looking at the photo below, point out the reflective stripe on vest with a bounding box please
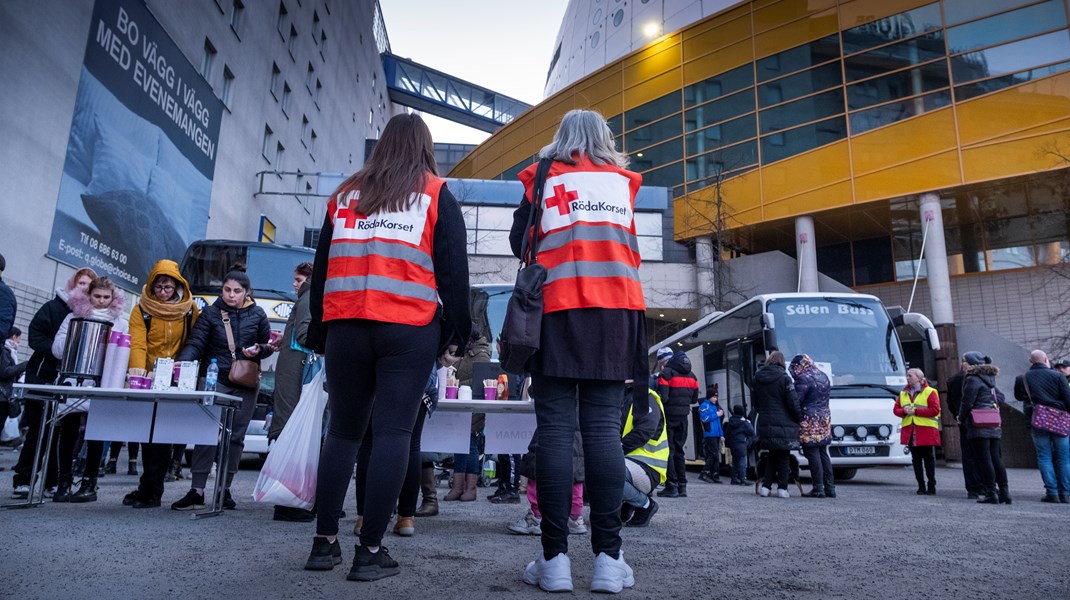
[899,386,939,430]
[323,175,442,325]
[623,390,669,485]
[519,157,645,313]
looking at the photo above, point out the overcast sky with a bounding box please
[378,0,571,145]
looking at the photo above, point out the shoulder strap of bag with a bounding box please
[1022,371,1034,403]
[139,306,151,333]
[220,310,237,359]
[520,158,554,266]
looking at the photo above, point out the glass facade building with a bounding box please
[450,0,1070,289]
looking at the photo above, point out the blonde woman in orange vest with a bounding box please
[304,114,471,582]
[894,368,942,495]
[509,109,649,594]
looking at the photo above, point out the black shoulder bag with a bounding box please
[499,158,553,374]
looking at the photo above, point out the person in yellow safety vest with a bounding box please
[620,385,668,527]
[893,368,942,495]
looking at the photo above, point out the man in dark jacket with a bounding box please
[946,361,982,498]
[0,253,16,340]
[656,350,698,498]
[1013,349,1070,503]
[752,351,801,498]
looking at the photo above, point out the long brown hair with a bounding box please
[334,113,438,215]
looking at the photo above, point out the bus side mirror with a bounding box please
[761,312,777,349]
[897,312,941,351]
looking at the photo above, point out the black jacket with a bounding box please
[724,415,755,453]
[945,371,965,420]
[657,352,699,418]
[176,298,272,389]
[959,364,1002,439]
[752,363,801,451]
[1,345,28,402]
[25,294,71,384]
[621,391,664,490]
[1014,363,1070,416]
[0,277,15,339]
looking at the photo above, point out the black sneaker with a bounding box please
[625,499,659,528]
[275,505,316,522]
[304,537,342,570]
[491,490,520,504]
[223,489,236,510]
[171,489,206,511]
[620,503,636,525]
[347,545,400,581]
[133,495,161,508]
[122,489,143,506]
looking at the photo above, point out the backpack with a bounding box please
[139,305,194,334]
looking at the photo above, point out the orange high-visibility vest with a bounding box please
[323,175,443,325]
[518,156,645,313]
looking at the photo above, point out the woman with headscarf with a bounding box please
[121,259,199,509]
[893,367,941,496]
[508,109,648,593]
[791,354,834,498]
[958,351,1010,505]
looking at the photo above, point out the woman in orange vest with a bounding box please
[509,109,648,594]
[304,114,471,581]
[894,367,942,495]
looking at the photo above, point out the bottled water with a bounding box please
[205,359,218,391]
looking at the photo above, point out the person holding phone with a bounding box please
[171,264,272,511]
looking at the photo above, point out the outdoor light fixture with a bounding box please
[854,425,868,440]
[877,425,892,438]
[832,425,846,438]
[643,21,661,37]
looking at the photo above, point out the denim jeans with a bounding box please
[530,375,624,559]
[622,460,649,508]
[730,447,748,482]
[1032,429,1070,497]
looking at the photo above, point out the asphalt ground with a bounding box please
[1,446,1068,600]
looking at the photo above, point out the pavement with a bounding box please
[1,445,1068,599]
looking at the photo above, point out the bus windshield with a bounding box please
[766,297,906,389]
[182,242,313,300]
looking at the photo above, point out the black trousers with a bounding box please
[972,437,1008,496]
[496,453,522,490]
[959,424,982,494]
[13,399,58,488]
[57,413,103,479]
[315,319,437,546]
[911,445,936,487]
[761,449,791,490]
[109,441,140,461]
[355,400,428,518]
[136,443,174,499]
[702,437,721,478]
[665,415,689,486]
[802,446,832,491]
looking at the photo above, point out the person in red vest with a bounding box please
[894,368,942,496]
[304,113,471,582]
[509,109,648,594]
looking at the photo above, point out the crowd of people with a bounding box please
[3,108,1070,596]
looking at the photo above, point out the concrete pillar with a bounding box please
[795,216,818,292]
[695,235,716,313]
[920,194,954,325]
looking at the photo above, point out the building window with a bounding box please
[312,10,322,40]
[368,109,374,125]
[320,31,328,58]
[309,129,318,157]
[221,65,235,105]
[230,0,245,36]
[275,142,285,169]
[306,62,315,92]
[282,82,292,116]
[262,125,274,161]
[270,62,282,100]
[277,2,289,39]
[301,115,310,147]
[314,79,322,104]
[201,38,217,82]
[288,25,298,57]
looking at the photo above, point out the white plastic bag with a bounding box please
[252,365,328,509]
[1,416,19,442]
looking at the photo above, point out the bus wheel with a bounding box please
[833,468,857,481]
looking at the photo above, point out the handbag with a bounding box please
[1023,373,1070,436]
[499,158,553,374]
[221,310,262,389]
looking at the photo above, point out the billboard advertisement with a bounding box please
[48,0,222,289]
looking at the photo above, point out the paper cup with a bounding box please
[445,386,459,399]
[484,386,497,400]
[128,376,151,389]
[458,386,473,401]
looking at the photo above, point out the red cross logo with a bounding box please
[544,184,578,216]
[337,202,367,228]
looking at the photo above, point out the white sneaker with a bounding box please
[777,488,790,499]
[507,509,542,535]
[568,515,588,535]
[591,551,635,594]
[523,553,573,592]
[759,486,771,497]
[11,485,29,499]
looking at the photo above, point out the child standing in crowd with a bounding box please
[508,431,587,536]
[724,405,755,486]
[698,385,724,483]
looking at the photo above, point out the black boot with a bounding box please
[926,481,936,495]
[803,486,825,498]
[53,476,74,503]
[677,483,687,498]
[823,473,836,498]
[656,483,679,498]
[998,485,1012,505]
[104,459,117,475]
[977,488,999,504]
[127,460,138,476]
[916,481,926,495]
[70,478,98,503]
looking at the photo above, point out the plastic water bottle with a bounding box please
[205,359,218,391]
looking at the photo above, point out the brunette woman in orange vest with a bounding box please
[509,109,649,594]
[304,113,471,582]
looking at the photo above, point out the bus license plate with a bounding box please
[844,446,876,455]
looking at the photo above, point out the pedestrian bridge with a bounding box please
[381,53,532,133]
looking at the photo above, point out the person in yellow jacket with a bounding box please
[122,259,199,508]
[620,385,668,528]
[893,368,941,495]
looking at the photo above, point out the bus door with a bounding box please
[684,347,705,461]
[724,339,753,417]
